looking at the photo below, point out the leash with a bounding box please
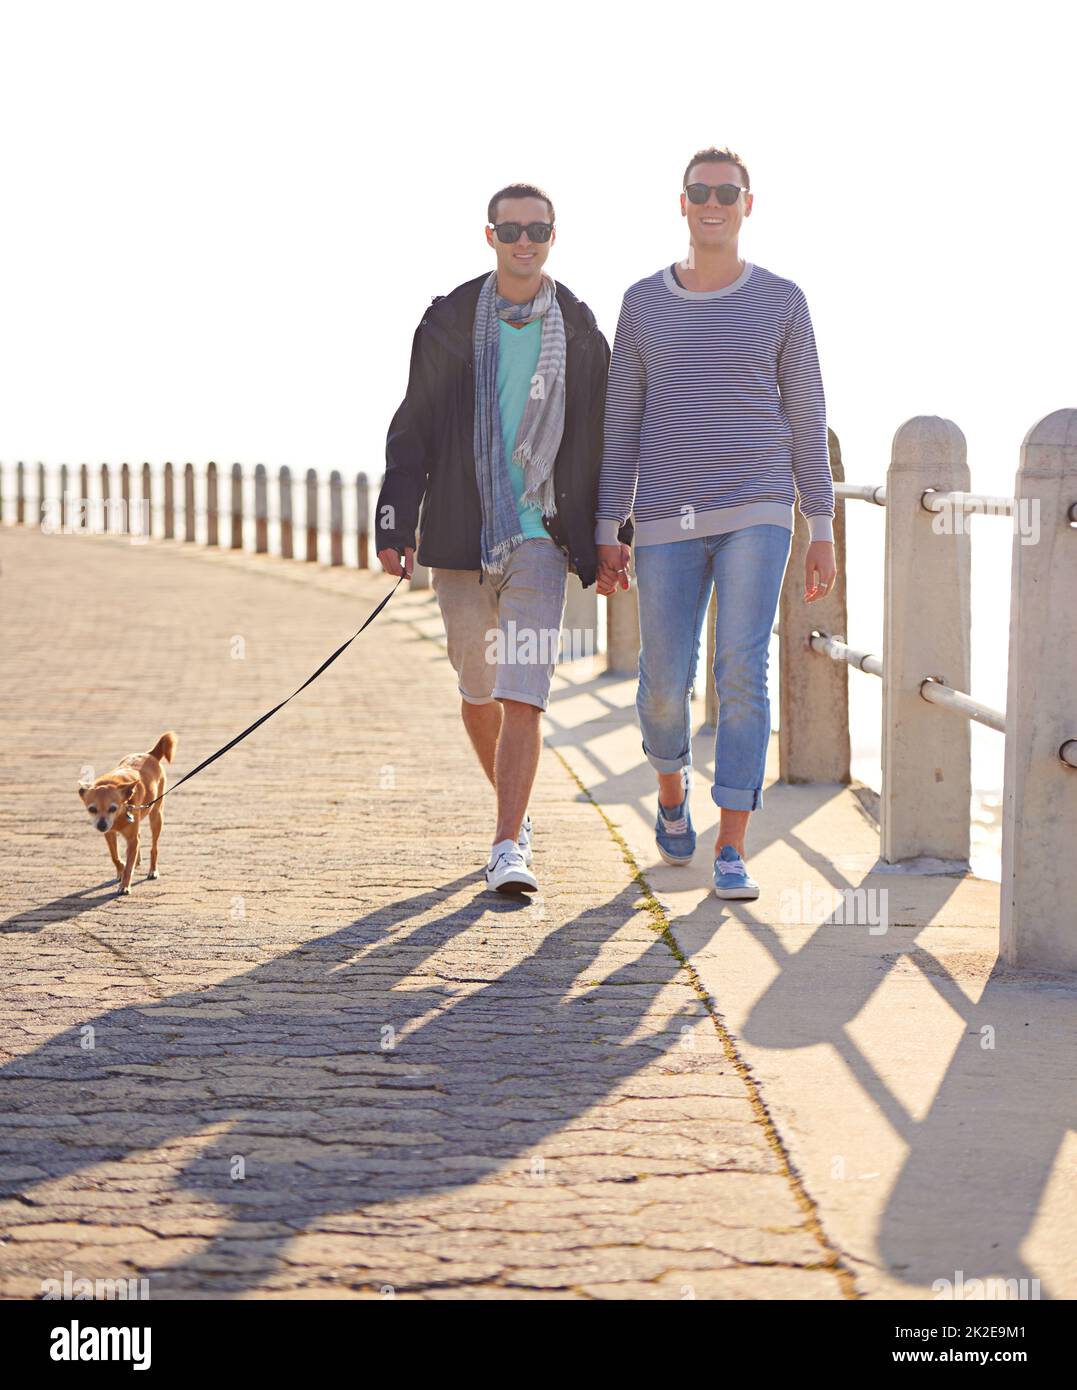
[131,574,406,812]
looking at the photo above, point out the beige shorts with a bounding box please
[432,538,570,711]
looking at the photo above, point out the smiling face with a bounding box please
[680,158,753,252]
[485,194,556,283]
[79,780,135,832]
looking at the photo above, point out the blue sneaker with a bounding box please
[655,774,696,866]
[713,844,760,900]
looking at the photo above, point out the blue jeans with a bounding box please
[633,525,793,812]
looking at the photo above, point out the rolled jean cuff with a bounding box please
[710,781,763,812]
[643,743,691,775]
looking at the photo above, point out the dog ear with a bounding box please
[77,782,91,799]
[121,781,140,801]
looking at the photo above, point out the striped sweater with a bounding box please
[595,261,835,547]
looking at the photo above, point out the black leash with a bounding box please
[132,574,406,812]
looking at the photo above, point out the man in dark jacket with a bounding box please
[377,182,625,894]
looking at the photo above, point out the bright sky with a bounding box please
[2,0,1071,873]
[2,0,1072,483]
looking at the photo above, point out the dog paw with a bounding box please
[118,884,131,896]
[148,869,159,880]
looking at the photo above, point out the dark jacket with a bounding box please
[376,273,632,588]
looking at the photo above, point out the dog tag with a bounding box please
[124,810,135,823]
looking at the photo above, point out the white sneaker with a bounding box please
[517,814,533,866]
[485,840,538,894]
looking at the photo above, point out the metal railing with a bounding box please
[606,413,1077,972]
[5,410,1077,970]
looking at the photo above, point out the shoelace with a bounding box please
[718,854,748,877]
[659,804,689,836]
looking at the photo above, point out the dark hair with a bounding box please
[487,183,555,226]
[682,146,750,192]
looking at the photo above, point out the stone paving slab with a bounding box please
[0,528,850,1299]
[548,646,1076,1302]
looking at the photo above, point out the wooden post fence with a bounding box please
[164,462,175,539]
[184,464,196,542]
[280,465,293,559]
[356,471,369,568]
[230,464,243,550]
[305,469,318,562]
[255,464,268,553]
[330,470,344,566]
[206,462,219,546]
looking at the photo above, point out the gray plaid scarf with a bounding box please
[473,270,567,573]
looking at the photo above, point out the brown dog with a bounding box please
[78,732,178,895]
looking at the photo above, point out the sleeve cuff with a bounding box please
[594,517,624,547]
[806,513,834,543]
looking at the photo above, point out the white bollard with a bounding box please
[777,427,850,781]
[560,574,598,663]
[605,583,640,676]
[410,530,431,590]
[881,417,971,865]
[1001,408,1077,971]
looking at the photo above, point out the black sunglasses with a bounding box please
[683,182,746,206]
[490,221,554,243]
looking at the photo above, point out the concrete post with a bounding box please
[254,465,268,553]
[164,463,175,540]
[329,470,344,566]
[140,462,152,539]
[120,463,131,534]
[1001,408,1077,971]
[778,427,850,781]
[606,584,640,676]
[881,417,971,864]
[305,469,319,562]
[100,464,111,533]
[206,462,219,547]
[38,463,47,529]
[410,544,431,590]
[184,464,196,543]
[561,575,598,662]
[230,464,244,550]
[16,461,25,524]
[60,464,69,531]
[279,466,293,559]
[356,472,369,569]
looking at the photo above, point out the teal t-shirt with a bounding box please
[497,318,548,540]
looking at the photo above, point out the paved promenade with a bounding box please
[1,526,1073,1300]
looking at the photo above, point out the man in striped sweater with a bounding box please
[595,146,838,900]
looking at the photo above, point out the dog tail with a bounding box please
[150,731,178,764]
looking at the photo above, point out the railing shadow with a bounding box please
[665,773,1072,1297]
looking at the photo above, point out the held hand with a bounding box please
[596,542,631,596]
[377,546,414,580]
[804,540,837,603]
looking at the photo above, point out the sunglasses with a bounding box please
[490,221,554,243]
[683,182,746,206]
